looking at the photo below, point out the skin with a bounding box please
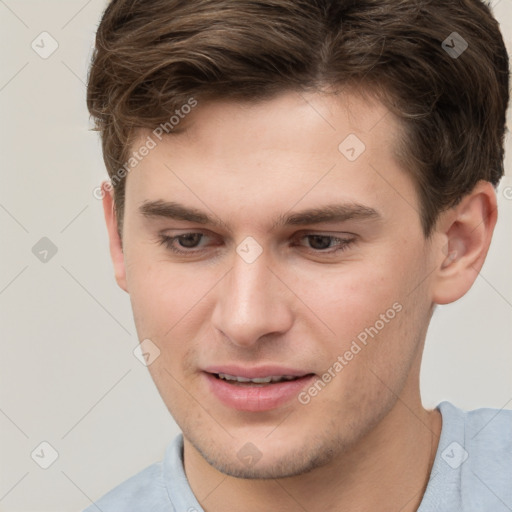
[102,90,497,511]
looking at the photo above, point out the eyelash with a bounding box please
[157,232,356,257]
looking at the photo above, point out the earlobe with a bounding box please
[431,181,497,305]
[101,181,128,293]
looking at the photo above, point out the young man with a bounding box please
[85,0,511,510]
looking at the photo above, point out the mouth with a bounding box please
[214,373,306,385]
[203,367,316,412]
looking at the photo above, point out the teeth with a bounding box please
[217,373,298,383]
[251,377,273,383]
[218,373,252,382]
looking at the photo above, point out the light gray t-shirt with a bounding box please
[84,401,512,511]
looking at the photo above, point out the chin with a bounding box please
[186,426,343,480]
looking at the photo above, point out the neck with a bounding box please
[184,391,442,512]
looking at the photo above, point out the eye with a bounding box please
[295,234,355,254]
[158,233,209,254]
[157,232,356,258]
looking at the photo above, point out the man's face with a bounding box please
[119,91,440,478]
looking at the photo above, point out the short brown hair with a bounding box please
[87,0,509,237]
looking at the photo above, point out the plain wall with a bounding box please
[1,1,511,510]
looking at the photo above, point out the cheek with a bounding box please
[297,261,405,345]
[303,250,428,378]
[125,249,213,338]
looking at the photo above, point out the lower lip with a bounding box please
[204,373,316,412]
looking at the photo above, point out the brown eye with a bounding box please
[158,232,209,255]
[294,234,356,256]
[177,233,203,248]
[307,235,335,250]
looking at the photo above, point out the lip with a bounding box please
[203,366,316,412]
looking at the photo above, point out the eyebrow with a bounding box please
[139,200,381,231]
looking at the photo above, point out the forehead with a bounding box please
[124,90,418,232]
[146,90,396,156]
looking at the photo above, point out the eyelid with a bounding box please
[157,231,357,257]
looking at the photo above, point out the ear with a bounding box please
[431,180,498,305]
[102,181,128,293]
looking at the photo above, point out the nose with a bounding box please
[211,248,294,348]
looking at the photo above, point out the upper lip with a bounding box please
[204,365,313,379]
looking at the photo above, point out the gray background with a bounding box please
[0,1,511,510]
